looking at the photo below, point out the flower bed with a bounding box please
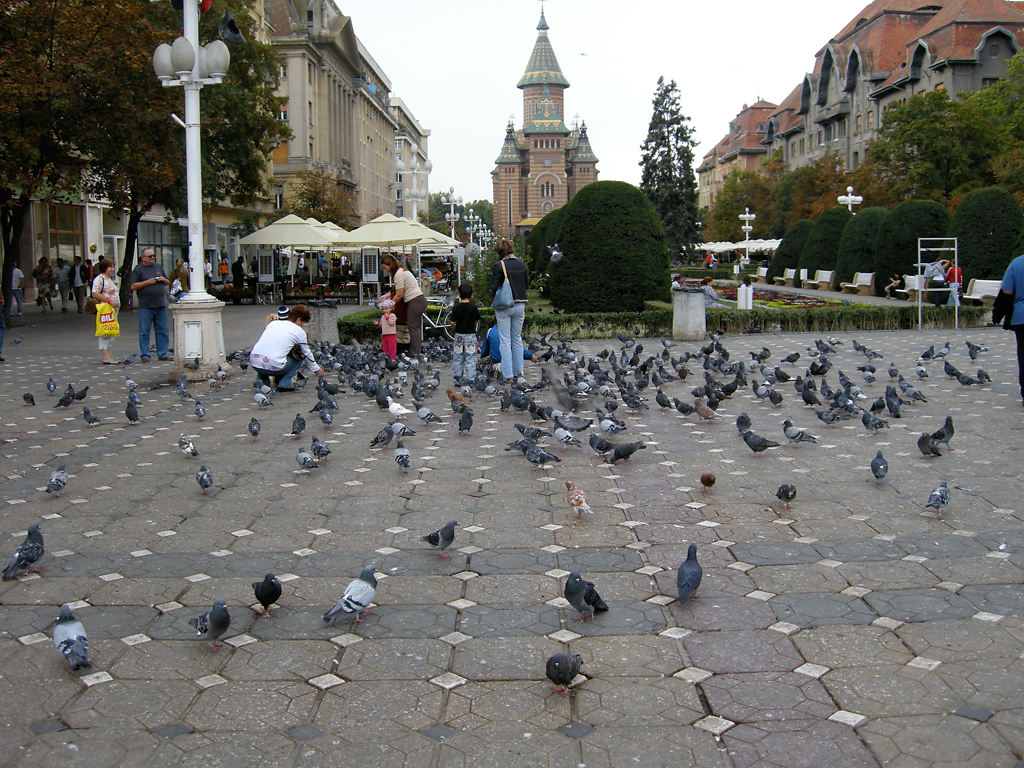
[714,285,847,309]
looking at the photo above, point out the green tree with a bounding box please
[767,220,814,284]
[834,207,888,285]
[526,207,565,276]
[797,206,851,275]
[463,199,493,231]
[873,200,951,294]
[867,91,998,203]
[282,167,359,229]
[639,77,699,257]
[704,170,772,242]
[549,181,669,311]
[949,187,1022,279]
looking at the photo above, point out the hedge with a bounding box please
[767,219,815,285]
[797,206,851,275]
[949,187,1022,279]
[834,206,887,285]
[873,200,951,295]
[336,304,986,343]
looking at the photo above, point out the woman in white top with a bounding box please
[382,254,427,355]
[248,304,325,391]
[91,258,120,364]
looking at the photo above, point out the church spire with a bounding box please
[517,8,569,89]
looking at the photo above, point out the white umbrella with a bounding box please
[238,214,338,247]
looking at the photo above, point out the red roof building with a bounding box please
[697,100,778,210]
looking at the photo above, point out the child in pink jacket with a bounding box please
[378,297,397,359]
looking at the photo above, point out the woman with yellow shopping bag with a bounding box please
[91,258,120,364]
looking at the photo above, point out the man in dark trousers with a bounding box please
[232,255,245,289]
[129,248,171,362]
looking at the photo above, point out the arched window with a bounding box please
[845,49,860,92]
[817,49,834,106]
[909,44,927,80]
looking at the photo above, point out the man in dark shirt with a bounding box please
[129,248,171,362]
[232,256,245,289]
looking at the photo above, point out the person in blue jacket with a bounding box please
[480,324,536,367]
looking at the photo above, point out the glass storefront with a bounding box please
[138,220,187,276]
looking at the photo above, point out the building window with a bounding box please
[852,151,859,170]
[868,110,874,128]
[137,219,186,274]
[934,82,945,91]
[47,204,85,263]
[395,189,402,200]
[855,114,862,134]
[395,173,403,183]
[396,205,404,217]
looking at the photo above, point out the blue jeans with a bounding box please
[495,302,526,380]
[137,306,169,359]
[254,356,303,388]
[451,332,478,381]
[11,289,23,314]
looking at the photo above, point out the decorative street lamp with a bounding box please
[152,0,230,376]
[738,207,756,266]
[837,186,863,214]
[442,187,462,240]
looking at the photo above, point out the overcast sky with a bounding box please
[342,0,860,203]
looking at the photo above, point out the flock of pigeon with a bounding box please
[7,328,992,694]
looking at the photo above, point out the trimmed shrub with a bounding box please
[950,187,1023,279]
[873,200,951,295]
[527,206,565,277]
[767,219,814,284]
[834,206,887,285]
[797,206,852,275]
[549,181,670,311]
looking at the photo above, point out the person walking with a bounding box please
[11,261,24,316]
[72,256,87,312]
[489,238,529,384]
[54,257,73,313]
[128,248,171,362]
[248,305,325,390]
[450,282,481,383]
[994,253,1024,407]
[91,258,120,365]
[232,256,245,289]
[945,260,963,307]
[381,253,427,355]
[33,257,54,312]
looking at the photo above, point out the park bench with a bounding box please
[773,268,796,287]
[961,278,1003,307]
[840,272,875,295]
[895,275,927,301]
[804,269,835,291]
[753,266,769,283]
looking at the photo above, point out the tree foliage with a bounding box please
[767,220,814,284]
[949,187,1022,279]
[549,181,669,312]
[282,167,359,229]
[704,171,772,242]
[526,206,565,276]
[872,200,951,293]
[834,206,888,285]
[797,206,851,275]
[639,77,699,256]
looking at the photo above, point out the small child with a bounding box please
[449,282,481,383]
[378,297,397,359]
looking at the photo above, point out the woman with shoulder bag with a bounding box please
[381,253,427,355]
[91,259,120,364]
[489,238,529,384]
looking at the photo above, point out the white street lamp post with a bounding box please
[837,185,863,214]
[152,0,229,376]
[738,207,756,266]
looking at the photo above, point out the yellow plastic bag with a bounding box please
[95,303,119,337]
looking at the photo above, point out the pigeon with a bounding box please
[930,415,954,451]
[610,441,645,464]
[178,433,199,457]
[915,363,929,379]
[588,432,614,457]
[925,480,950,514]
[414,401,442,423]
[195,465,213,495]
[917,432,942,459]
[47,377,57,393]
[553,427,582,450]
[3,524,44,580]
[189,599,230,650]
[82,406,100,426]
[700,472,715,495]
[676,543,703,602]
[254,392,273,407]
[125,401,140,424]
[861,410,889,433]
[515,423,551,441]
[52,605,91,671]
[388,398,413,417]
[72,385,89,401]
[55,392,73,409]
[599,415,626,434]
[525,444,561,468]
[776,483,796,510]
[391,421,416,437]
[782,419,817,445]
[323,566,378,624]
[422,520,458,558]
[870,450,888,482]
[546,653,583,696]
[742,429,779,455]
[565,480,592,519]
[736,412,752,435]
[694,400,717,421]
[370,424,395,448]
[966,341,987,360]
[884,386,903,418]
[252,574,282,618]
[291,413,306,439]
[296,449,319,469]
[193,400,206,419]
[564,571,609,621]
[46,464,68,496]
[22,392,34,406]
[458,410,473,435]
[393,440,411,472]
[248,417,261,440]
[311,435,331,461]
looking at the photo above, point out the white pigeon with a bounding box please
[178,433,199,457]
[322,566,377,624]
[387,397,412,417]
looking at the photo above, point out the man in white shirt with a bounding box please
[11,262,24,316]
[54,258,73,313]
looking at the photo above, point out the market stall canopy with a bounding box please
[238,214,339,247]
[697,239,781,253]
[334,213,431,247]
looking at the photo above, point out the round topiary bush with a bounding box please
[549,181,670,312]
[873,200,951,295]
[767,220,814,284]
[797,206,851,276]
[527,206,565,277]
[834,207,887,285]
[950,187,1022,279]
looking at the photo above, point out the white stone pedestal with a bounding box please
[168,298,227,382]
[672,287,706,341]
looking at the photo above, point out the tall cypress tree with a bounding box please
[639,77,699,258]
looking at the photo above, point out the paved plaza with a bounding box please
[0,305,1023,767]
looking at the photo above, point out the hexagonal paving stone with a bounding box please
[555,547,645,573]
[457,604,561,638]
[811,537,905,563]
[702,671,836,722]
[894,534,988,560]
[859,713,1016,767]
[469,549,556,575]
[864,589,977,624]
[574,676,704,728]
[769,593,877,628]
[728,541,821,566]
[724,718,878,768]
[683,630,804,674]
[960,584,1024,617]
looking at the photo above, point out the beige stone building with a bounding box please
[391,97,431,222]
[697,100,777,210]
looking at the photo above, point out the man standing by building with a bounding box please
[54,257,73,313]
[129,248,171,362]
[72,255,87,312]
[11,261,24,316]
